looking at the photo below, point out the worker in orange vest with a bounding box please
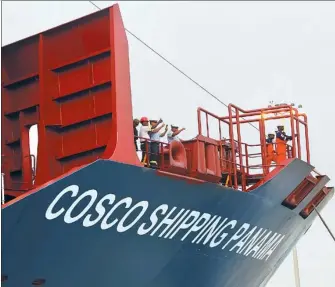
[275,125,292,163]
[265,133,277,172]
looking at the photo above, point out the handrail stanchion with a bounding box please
[197,108,202,135]
[245,144,249,176]
[146,139,149,167]
[218,118,222,141]
[304,115,310,164]
[218,119,223,170]
[235,108,245,190]
[206,113,209,138]
[290,107,296,158]
[294,109,301,159]
[228,105,237,189]
[259,116,267,176]
[160,143,164,171]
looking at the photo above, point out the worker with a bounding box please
[139,117,151,165]
[148,118,166,168]
[222,137,239,154]
[133,119,140,151]
[221,137,239,170]
[167,125,185,143]
[275,125,292,163]
[265,133,277,172]
[266,134,274,143]
[220,137,230,170]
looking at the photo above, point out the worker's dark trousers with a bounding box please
[140,142,150,164]
[150,142,159,168]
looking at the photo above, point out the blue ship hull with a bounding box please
[1,158,333,287]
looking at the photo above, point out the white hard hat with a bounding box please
[150,116,162,122]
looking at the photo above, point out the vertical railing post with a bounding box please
[290,107,296,158]
[160,143,164,171]
[197,108,202,136]
[146,140,149,167]
[218,118,223,169]
[294,110,301,159]
[235,108,245,190]
[245,144,249,176]
[206,113,209,138]
[218,118,222,141]
[304,115,310,164]
[228,105,237,189]
[259,115,267,176]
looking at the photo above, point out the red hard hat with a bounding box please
[140,117,148,122]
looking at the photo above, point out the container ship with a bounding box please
[1,4,333,287]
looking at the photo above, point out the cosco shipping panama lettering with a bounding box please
[45,185,285,262]
[1,4,333,287]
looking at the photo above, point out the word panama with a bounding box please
[45,185,285,262]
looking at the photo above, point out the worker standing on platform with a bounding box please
[139,117,150,165]
[265,133,277,172]
[275,125,292,163]
[148,118,166,168]
[133,119,140,151]
[220,137,239,171]
[167,125,185,143]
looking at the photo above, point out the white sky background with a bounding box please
[2,1,335,286]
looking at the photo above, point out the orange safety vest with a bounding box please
[266,142,277,168]
[275,137,287,163]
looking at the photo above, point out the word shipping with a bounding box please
[45,185,285,262]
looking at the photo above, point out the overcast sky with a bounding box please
[2,1,335,286]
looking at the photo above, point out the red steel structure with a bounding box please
[1,6,141,199]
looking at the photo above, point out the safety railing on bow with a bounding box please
[223,104,310,163]
[134,104,309,191]
[197,103,309,190]
[135,136,193,177]
[135,136,175,169]
[218,140,293,189]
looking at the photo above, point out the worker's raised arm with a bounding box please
[160,125,168,137]
[171,127,185,137]
[151,123,164,134]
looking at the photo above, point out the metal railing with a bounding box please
[135,134,285,191]
[135,136,170,169]
[217,140,287,190]
[135,134,291,191]
[198,106,303,190]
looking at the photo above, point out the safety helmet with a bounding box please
[140,117,149,122]
[171,124,178,129]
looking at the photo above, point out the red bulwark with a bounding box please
[1,5,141,197]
